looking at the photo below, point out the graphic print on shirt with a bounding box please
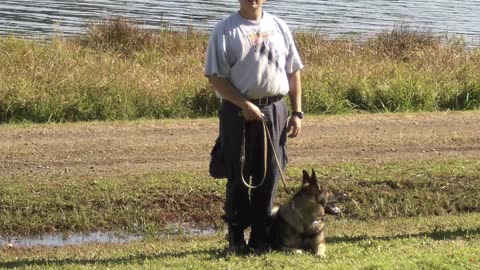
[248,30,281,70]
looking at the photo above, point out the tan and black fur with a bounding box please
[269,169,345,257]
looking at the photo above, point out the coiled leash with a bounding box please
[240,117,290,195]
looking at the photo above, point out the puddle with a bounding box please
[162,223,218,236]
[1,232,143,248]
[1,224,217,248]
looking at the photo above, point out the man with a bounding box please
[204,0,304,253]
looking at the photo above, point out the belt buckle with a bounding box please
[258,97,268,106]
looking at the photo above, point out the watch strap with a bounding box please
[292,111,304,119]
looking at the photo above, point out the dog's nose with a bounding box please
[325,204,342,216]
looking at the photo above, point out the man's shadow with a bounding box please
[0,247,231,269]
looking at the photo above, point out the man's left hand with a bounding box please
[287,116,302,138]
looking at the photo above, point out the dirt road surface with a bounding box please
[1,112,480,178]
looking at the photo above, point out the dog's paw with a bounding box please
[294,249,303,255]
[314,244,327,258]
[315,250,327,258]
[279,246,303,255]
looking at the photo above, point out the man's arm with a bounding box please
[287,70,302,138]
[206,75,264,121]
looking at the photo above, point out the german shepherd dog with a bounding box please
[269,169,346,257]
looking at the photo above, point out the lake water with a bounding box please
[0,0,480,44]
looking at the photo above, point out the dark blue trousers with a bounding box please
[219,99,288,229]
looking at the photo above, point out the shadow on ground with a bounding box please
[1,227,479,268]
[328,226,480,243]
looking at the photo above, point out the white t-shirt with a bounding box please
[204,11,304,99]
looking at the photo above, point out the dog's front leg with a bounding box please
[305,234,327,258]
[314,243,327,258]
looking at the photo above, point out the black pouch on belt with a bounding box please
[209,137,227,179]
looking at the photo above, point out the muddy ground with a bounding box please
[1,111,480,178]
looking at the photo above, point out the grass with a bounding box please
[1,18,479,269]
[1,18,480,123]
[297,26,480,113]
[0,124,479,270]
[1,159,479,237]
[1,213,479,269]
[0,17,212,123]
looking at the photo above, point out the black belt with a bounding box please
[249,95,284,107]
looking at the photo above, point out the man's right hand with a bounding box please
[241,101,264,121]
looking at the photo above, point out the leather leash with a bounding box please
[240,118,290,195]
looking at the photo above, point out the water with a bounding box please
[0,0,479,44]
[1,232,143,248]
[0,224,216,247]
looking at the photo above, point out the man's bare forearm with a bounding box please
[287,70,302,112]
[206,75,250,110]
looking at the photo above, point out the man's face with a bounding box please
[239,0,265,11]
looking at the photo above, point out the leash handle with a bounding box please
[240,118,267,189]
[263,119,290,195]
[239,118,290,194]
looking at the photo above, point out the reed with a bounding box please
[0,17,479,122]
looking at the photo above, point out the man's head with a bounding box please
[239,0,266,20]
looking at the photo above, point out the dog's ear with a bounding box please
[302,170,310,186]
[309,168,319,187]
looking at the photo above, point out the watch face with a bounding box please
[293,112,304,119]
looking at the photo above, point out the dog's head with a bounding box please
[301,169,347,216]
[301,169,329,206]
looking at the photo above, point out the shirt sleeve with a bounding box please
[283,25,304,74]
[204,23,231,78]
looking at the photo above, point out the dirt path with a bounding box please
[1,112,480,178]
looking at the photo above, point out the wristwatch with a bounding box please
[292,111,304,119]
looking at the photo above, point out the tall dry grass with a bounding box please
[0,17,214,122]
[0,18,479,122]
[297,25,480,113]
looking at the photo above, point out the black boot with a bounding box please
[248,223,270,253]
[226,224,248,254]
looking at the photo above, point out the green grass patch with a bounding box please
[1,159,479,236]
[1,213,479,269]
